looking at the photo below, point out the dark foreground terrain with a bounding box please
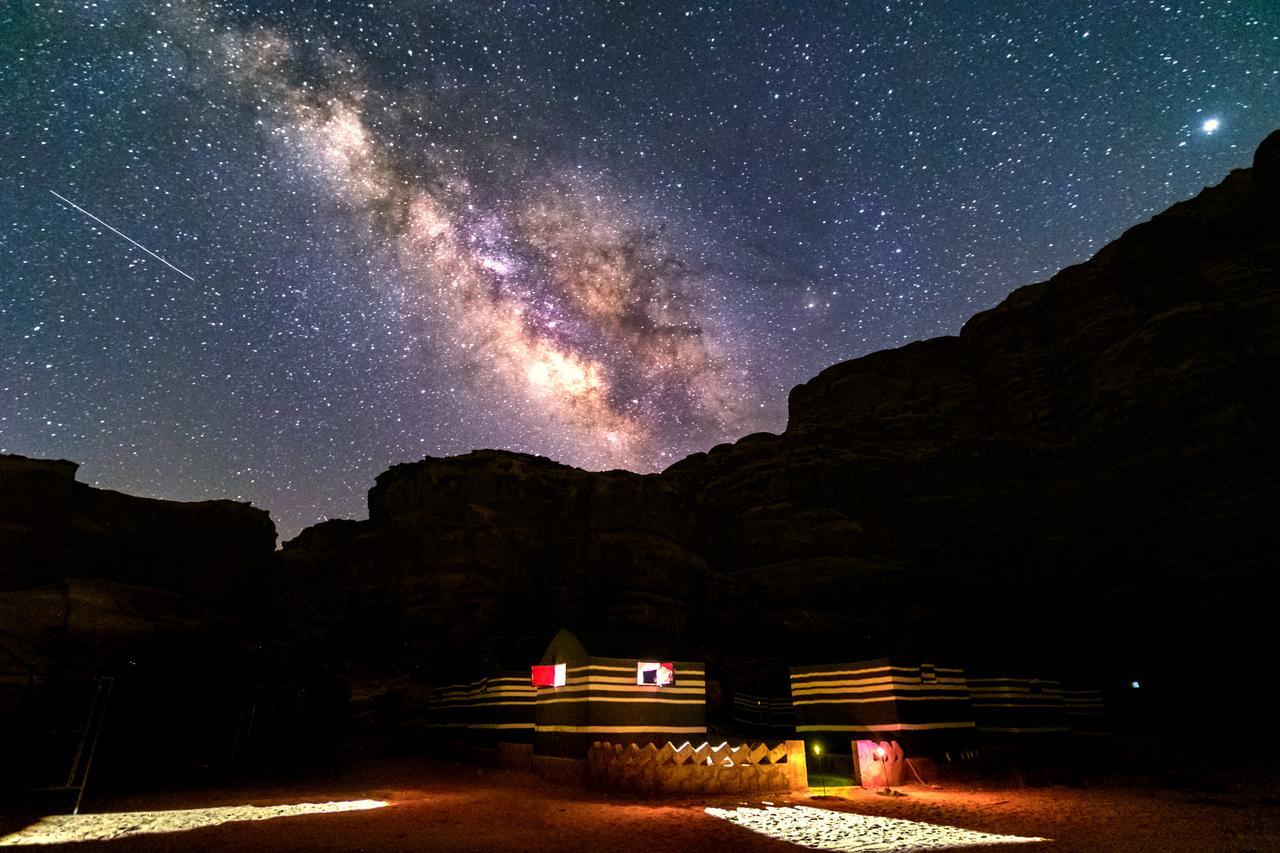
[3,758,1278,851]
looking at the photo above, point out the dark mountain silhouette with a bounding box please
[3,130,1278,747]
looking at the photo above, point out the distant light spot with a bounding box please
[1201,118,1221,134]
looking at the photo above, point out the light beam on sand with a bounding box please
[0,799,388,846]
[705,805,1048,852]
[49,190,196,281]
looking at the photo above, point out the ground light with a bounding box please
[812,742,826,796]
[0,800,389,847]
[873,745,895,797]
[706,805,1049,852]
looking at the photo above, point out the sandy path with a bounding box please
[3,758,1277,851]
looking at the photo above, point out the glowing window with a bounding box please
[637,662,675,686]
[531,663,566,688]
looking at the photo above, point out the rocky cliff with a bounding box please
[3,132,1278,729]
[0,454,277,674]
[0,455,275,600]
[275,131,1280,701]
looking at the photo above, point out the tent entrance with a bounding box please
[804,739,856,790]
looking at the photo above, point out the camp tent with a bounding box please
[730,691,795,736]
[424,672,535,745]
[790,658,975,787]
[1062,686,1108,738]
[467,672,536,744]
[532,628,706,758]
[967,674,1070,736]
[425,681,473,736]
[789,658,974,743]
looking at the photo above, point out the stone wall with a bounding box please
[586,740,807,794]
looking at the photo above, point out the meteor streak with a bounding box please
[49,190,195,281]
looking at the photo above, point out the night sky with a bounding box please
[2,1,1276,540]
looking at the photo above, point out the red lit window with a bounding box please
[637,662,675,686]
[531,663,566,688]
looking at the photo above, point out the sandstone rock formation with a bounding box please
[276,130,1280,712]
[3,132,1278,739]
[0,455,276,608]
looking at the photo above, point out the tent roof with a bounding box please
[539,628,589,665]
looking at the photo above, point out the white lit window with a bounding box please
[637,661,675,686]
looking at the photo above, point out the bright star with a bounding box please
[1201,118,1221,134]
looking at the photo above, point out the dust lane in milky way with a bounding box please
[195,11,755,471]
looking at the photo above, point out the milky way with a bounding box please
[2,1,1276,538]
[200,10,752,468]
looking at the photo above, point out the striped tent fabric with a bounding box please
[425,681,474,734]
[789,659,975,751]
[534,657,706,758]
[1062,687,1108,737]
[467,672,536,744]
[731,692,795,735]
[968,675,1070,736]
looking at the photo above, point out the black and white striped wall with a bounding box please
[789,658,976,753]
[468,672,536,744]
[730,692,795,735]
[967,675,1070,736]
[533,657,706,758]
[425,672,535,744]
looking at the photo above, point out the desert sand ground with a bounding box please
[3,758,1278,851]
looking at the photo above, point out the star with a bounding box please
[3,0,1276,538]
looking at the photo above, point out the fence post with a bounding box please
[785,740,807,789]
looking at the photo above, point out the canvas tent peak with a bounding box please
[539,628,590,666]
[531,628,707,758]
